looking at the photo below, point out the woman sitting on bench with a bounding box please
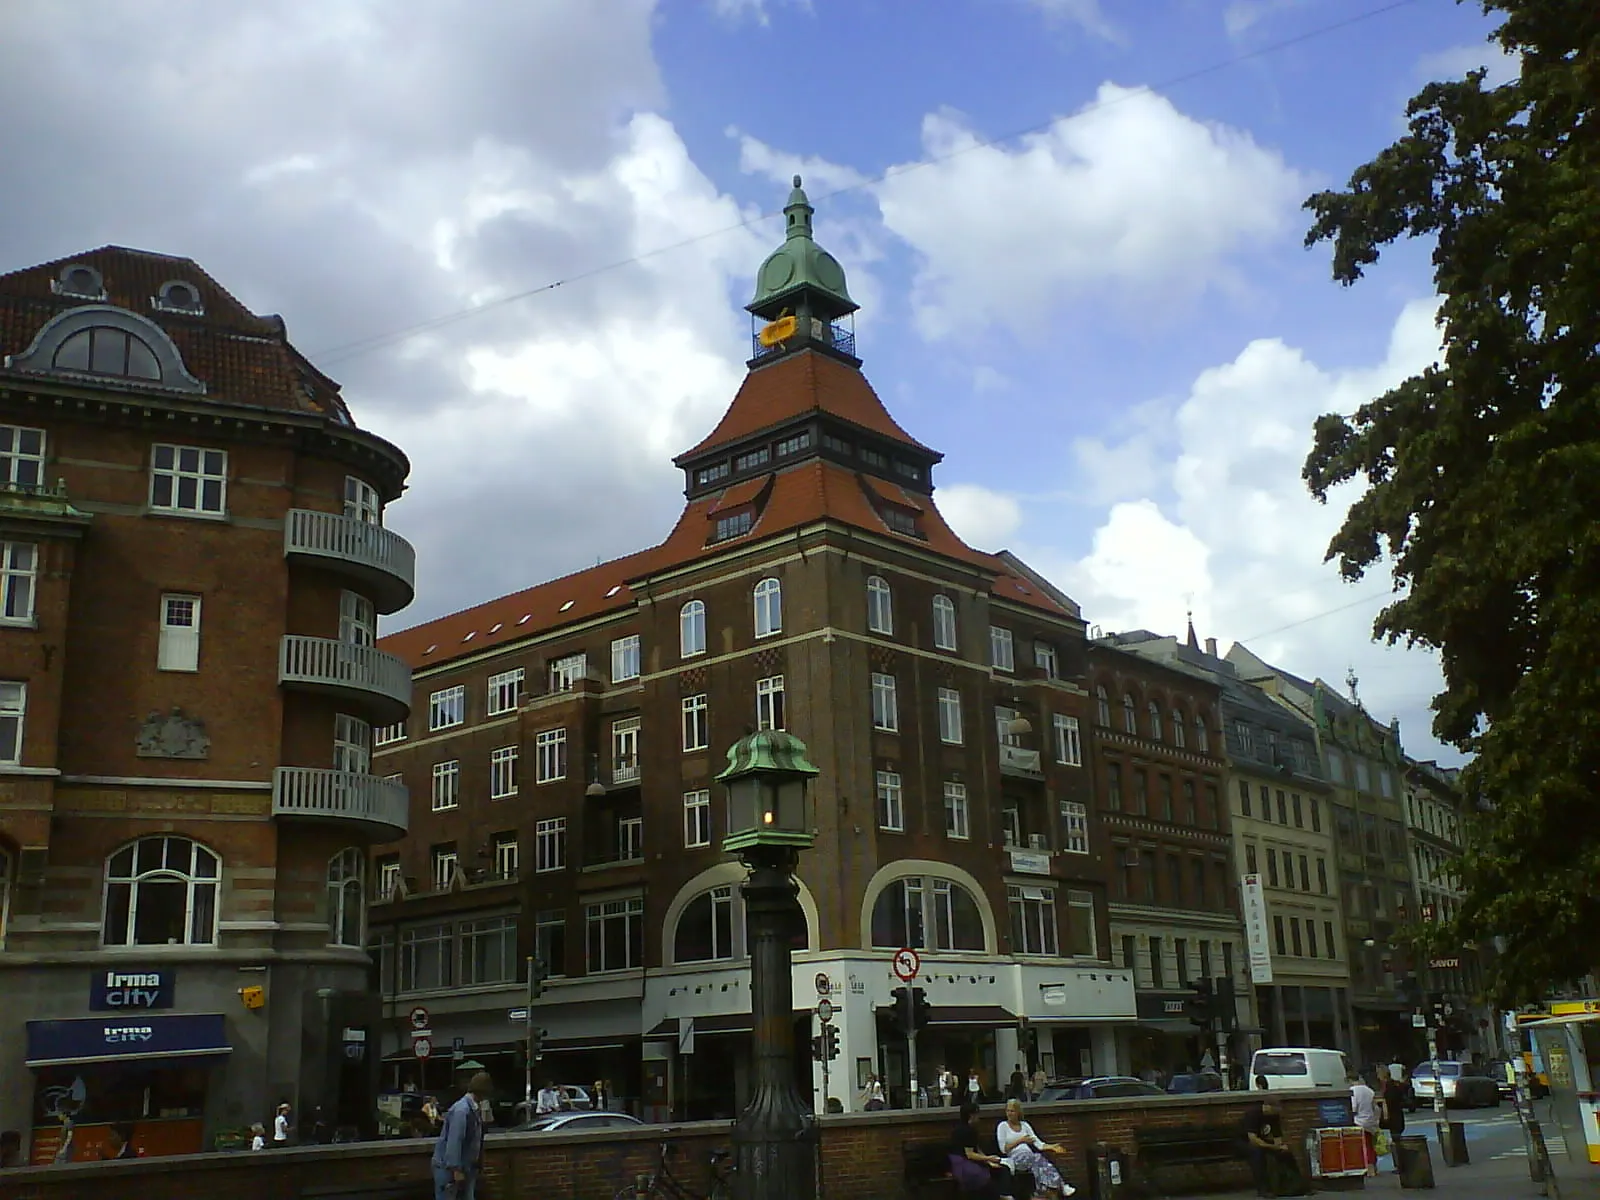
[996,1100,1075,1199]
[950,1100,1029,1200]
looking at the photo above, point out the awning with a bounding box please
[1134,1019,1202,1036]
[873,1004,1018,1029]
[26,1013,231,1068]
[645,1011,813,1040]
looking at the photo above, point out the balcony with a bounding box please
[273,766,408,842]
[998,743,1044,779]
[279,635,412,724]
[612,759,640,787]
[284,508,416,614]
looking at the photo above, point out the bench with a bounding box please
[903,1141,1035,1200]
[299,1182,430,1200]
[1133,1126,1244,1195]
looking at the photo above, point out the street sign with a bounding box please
[409,1006,430,1031]
[413,1035,433,1059]
[1412,1014,1427,1028]
[452,1036,465,1060]
[814,972,831,996]
[817,999,834,1023]
[508,1008,530,1022]
[893,947,921,982]
[679,1017,695,1056]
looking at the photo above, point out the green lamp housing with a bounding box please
[717,730,821,854]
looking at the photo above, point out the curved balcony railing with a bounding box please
[279,635,412,724]
[273,767,409,842]
[284,509,416,614]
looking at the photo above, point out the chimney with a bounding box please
[1205,637,1218,657]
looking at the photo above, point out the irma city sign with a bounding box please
[90,969,175,1010]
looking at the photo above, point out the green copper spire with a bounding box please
[748,175,857,321]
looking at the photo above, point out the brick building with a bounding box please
[368,180,1136,1120]
[0,249,414,1161]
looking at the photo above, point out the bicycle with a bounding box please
[615,1139,736,1200]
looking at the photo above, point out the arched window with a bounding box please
[931,594,957,651]
[103,836,219,946]
[327,849,364,947]
[674,885,735,963]
[1172,709,1186,748]
[1122,693,1137,734]
[753,577,782,638]
[1194,715,1209,752]
[870,877,985,952]
[866,575,893,635]
[1147,702,1162,741]
[1095,686,1111,727]
[52,327,162,381]
[680,600,706,658]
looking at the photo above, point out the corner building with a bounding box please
[370,181,1135,1119]
[0,249,414,1160]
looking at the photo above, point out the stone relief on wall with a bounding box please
[135,707,211,759]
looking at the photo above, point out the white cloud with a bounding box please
[1018,0,1122,44]
[1415,41,1521,88]
[709,0,812,26]
[937,483,1024,549]
[732,129,868,195]
[1222,0,1308,40]
[874,87,1308,338]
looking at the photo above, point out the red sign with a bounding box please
[409,1006,430,1031]
[412,1035,432,1060]
[893,947,921,982]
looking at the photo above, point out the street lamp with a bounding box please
[718,730,821,1200]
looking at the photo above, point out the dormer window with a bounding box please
[52,263,105,300]
[153,280,205,315]
[696,462,730,487]
[734,447,771,472]
[54,326,161,381]
[881,506,919,537]
[893,460,922,483]
[776,432,811,456]
[713,510,754,543]
[859,446,888,470]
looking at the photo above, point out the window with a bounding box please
[157,593,201,671]
[1306,920,1318,959]
[429,686,465,731]
[937,687,963,744]
[490,746,518,799]
[1106,763,1122,811]
[682,694,709,751]
[344,476,381,524]
[1292,793,1304,827]
[1267,848,1279,887]
[1062,889,1095,957]
[734,447,771,472]
[1299,855,1311,892]
[461,915,518,985]
[585,896,644,972]
[1009,885,1058,956]
[0,543,36,623]
[619,816,643,860]
[756,675,785,731]
[680,601,706,657]
[684,789,712,847]
[611,635,641,683]
[989,626,1014,671]
[1222,941,1235,981]
[376,857,400,900]
[1239,780,1252,817]
[754,577,782,637]
[1175,937,1190,985]
[401,923,453,991]
[1204,783,1220,829]
[1167,855,1185,906]
[696,461,730,486]
[1121,934,1137,972]
[872,877,984,951]
[877,770,904,831]
[535,729,567,783]
[149,444,226,515]
[866,575,893,634]
[932,594,957,651]
[1095,686,1111,727]
[103,836,219,946]
[536,818,567,872]
[493,832,518,878]
[0,426,46,488]
[55,325,160,378]
[1148,702,1162,741]
[1131,770,1148,815]
[776,431,811,456]
[487,668,524,716]
[944,782,969,839]
[1290,918,1303,957]
[1148,935,1165,987]
[333,714,371,775]
[871,672,899,731]
[1122,694,1137,734]
[1199,940,1212,979]
[431,761,459,811]
[860,446,887,469]
[1355,759,1371,792]
[714,511,754,542]
[1053,714,1081,766]
[1273,915,1287,956]
[1061,801,1089,854]
[1034,643,1058,679]
[326,849,364,947]
[1158,775,1174,821]
[996,704,1022,747]
[536,909,567,977]
[1258,785,1272,822]
[1182,779,1197,823]
[612,716,640,783]
[1002,805,1021,847]
[1172,710,1186,748]
[1328,751,1345,783]
[1277,791,1288,824]
[1194,715,1209,752]
[339,589,375,647]
[1324,921,1338,958]
[549,653,586,692]
[1192,858,1208,908]
[675,886,735,962]
[1317,858,1329,893]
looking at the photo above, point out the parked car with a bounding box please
[1249,1048,1350,1090]
[1485,1059,1518,1100]
[496,1110,643,1136]
[1167,1071,1225,1094]
[1410,1061,1500,1108]
[1036,1076,1166,1101]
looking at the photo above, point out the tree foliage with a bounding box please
[1302,0,1600,1004]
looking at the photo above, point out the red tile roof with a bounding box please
[706,475,772,516]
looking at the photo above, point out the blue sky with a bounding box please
[0,0,1514,764]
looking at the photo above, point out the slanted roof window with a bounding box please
[153,280,205,315]
[53,327,161,381]
[881,505,919,538]
[52,263,105,300]
[712,510,754,543]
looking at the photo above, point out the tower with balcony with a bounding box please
[0,248,413,1160]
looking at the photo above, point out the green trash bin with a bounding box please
[1395,1134,1435,1189]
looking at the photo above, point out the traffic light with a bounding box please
[532,1027,546,1062]
[529,957,549,1000]
[823,1024,840,1061]
[810,1035,824,1062]
[1213,976,1237,1034]
[911,987,933,1033]
[1186,978,1214,1032]
[891,987,912,1036]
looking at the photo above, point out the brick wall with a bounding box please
[0,1090,1330,1200]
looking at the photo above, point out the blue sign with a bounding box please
[89,968,175,1010]
[1317,1096,1355,1127]
[26,1013,230,1067]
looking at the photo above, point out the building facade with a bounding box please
[1084,633,1243,1077]
[367,182,1138,1121]
[0,249,413,1161]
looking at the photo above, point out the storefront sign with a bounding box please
[1240,873,1274,985]
[89,968,174,1010]
[1008,850,1051,876]
[25,1013,230,1067]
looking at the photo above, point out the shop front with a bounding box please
[1127,993,1207,1081]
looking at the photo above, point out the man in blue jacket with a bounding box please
[432,1072,493,1199]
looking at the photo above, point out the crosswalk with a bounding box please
[1489,1132,1567,1162]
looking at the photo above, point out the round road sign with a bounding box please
[817,999,835,1023]
[814,972,831,996]
[409,1006,430,1031]
[412,1036,433,1060]
[893,947,921,982]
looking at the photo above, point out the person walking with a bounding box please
[249,1123,267,1151]
[862,1074,886,1111]
[937,1066,954,1107]
[535,1082,561,1116]
[432,1071,493,1200]
[1349,1072,1380,1177]
[272,1102,292,1148]
[1377,1065,1407,1175]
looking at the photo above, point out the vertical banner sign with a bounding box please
[1240,873,1274,985]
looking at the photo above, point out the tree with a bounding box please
[1300,0,1599,1005]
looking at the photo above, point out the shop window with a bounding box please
[326,848,363,947]
[103,836,220,947]
[673,885,735,963]
[1009,885,1059,956]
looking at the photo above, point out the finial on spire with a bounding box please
[1185,610,1199,651]
[793,174,802,188]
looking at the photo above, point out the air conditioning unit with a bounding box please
[1003,830,1019,847]
[1027,834,1048,851]
[1122,851,1141,868]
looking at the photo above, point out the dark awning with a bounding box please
[645,1011,813,1040]
[26,1013,231,1068]
[874,1004,1018,1029]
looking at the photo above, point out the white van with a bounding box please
[1250,1047,1350,1090]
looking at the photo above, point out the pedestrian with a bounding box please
[1349,1072,1379,1176]
[249,1123,267,1151]
[51,1112,75,1164]
[273,1102,292,1148]
[967,1068,982,1104]
[535,1082,561,1115]
[592,1079,608,1111]
[937,1066,954,1107]
[1241,1099,1304,1197]
[1200,1048,1215,1072]
[862,1073,886,1111]
[0,1130,21,1168]
[1377,1065,1407,1175]
[432,1071,493,1200]
[1030,1065,1047,1100]
[1007,1063,1027,1101]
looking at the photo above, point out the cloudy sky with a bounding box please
[0,0,1513,765]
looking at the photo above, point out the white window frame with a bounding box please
[549,653,587,692]
[1172,711,1186,748]
[326,848,364,947]
[1148,701,1162,741]
[0,425,46,489]
[1034,642,1057,679]
[333,714,371,775]
[684,789,712,848]
[490,745,518,799]
[611,635,641,683]
[339,590,376,647]
[612,716,641,783]
[149,443,227,516]
[1122,694,1137,734]
[0,542,36,624]
[989,625,1014,672]
[753,577,782,638]
[431,846,459,891]
[157,592,201,672]
[102,835,220,947]
[682,693,709,751]
[1066,888,1097,957]
[618,816,643,861]
[944,781,969,840]
[1008,884,1059,957]
[871,672,899,732]
[1194,715,1209,752]
[1053,713,1082,766]
[937,687,963,744]
[931,594,958,651]
[680,600,706,658]
[1061,800,1089,854]
[375,722,406,746]
[429,686,465,731]
[376,858,401,900]
[344,476,381,524]
[431,760,460,811]
[876,770,904,832]
[535,729,567,783]
[585,896,644,973]
[756,675,785,731]
[486,668,524,716]
[535,818,567,873]
[0,682,24,765]
[866,575,893,635]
